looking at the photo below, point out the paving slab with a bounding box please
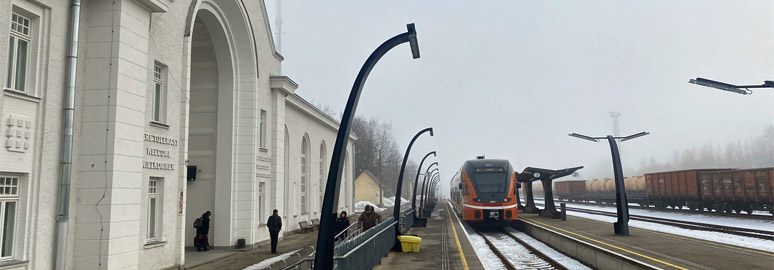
[376,202,485,270]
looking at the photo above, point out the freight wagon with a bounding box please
[695,168,774,214]
[555,177,648,206]
[550,168,774,215]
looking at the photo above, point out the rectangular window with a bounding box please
[0,176,19,260]
[258,182,265,224]
[152,64,166,123]
[259,110,267,148]
[147,177,162,242]
[5,13,31,93]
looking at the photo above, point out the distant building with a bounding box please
[355,170,384,206]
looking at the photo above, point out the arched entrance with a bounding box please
[183,0,258,249]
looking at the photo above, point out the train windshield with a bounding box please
[473,172,508,193]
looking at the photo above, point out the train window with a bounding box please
[473,172,508,193]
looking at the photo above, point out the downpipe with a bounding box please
[56,0,81,269]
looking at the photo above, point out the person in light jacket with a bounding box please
[267,209,282,254]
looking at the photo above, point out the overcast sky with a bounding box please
[265,1,774,195]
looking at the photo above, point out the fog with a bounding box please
[266,1,774,196]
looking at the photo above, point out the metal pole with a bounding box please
[314,23,420,270]
[393,127,433,236]
[411,152,436,210]
[560,203,567,221]
[423,174,439,209]
[420,170,437,209]
[607,136,630,235]
[56,0,81,268]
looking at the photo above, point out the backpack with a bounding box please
[193,217,202,228]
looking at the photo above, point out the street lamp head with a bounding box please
[429,127,434,136]
[569,133,599,142]
[689,77,751,95]
[620,131,650,142]
[407,23,420,59]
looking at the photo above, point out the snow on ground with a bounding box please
[481,230,555,269]
[540,201,774,232]
[242,249,301,270]
[382,196,410,207]
[503,227,591,270]
[454,206,506,270]
[565,211,774,252]
[354,201,386,213]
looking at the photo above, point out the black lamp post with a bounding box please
[569,132,649,236]
[689,77,774,95]
[411,152,436,210]
[393,127,434,236]
[422,174,439,210]
[314,24,420,270]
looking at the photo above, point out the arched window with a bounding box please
[319,143,326,206]
[301,135,309,214]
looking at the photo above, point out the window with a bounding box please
[259,110,267,148]
[300,136,308,214]
[147,178,162,242]
[258,182,265,223]
[0,176,19,260]
[319,143,326,206]
[151,63,167,123]
[6,12,31,93]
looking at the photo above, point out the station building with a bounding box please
[0,0,355,269]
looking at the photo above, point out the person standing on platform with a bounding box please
[267,209,282,254]
[335,211,350,241]
[195,211,212,251]
[358,205,381,231]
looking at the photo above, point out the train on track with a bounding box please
[552,167,774,215]
[449,157,518,226]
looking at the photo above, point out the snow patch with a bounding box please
[354,201,386,213]
[382,196,410,207]
[565,211,774,252]
[242,249,301,270]
[503,227,591,270]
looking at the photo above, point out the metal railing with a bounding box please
[398,209,414,234]
[282,209,419,270]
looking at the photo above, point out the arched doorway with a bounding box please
[183,0,258,249]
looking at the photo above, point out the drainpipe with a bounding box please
[56,0,81,269]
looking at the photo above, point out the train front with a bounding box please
[459,159,518,226]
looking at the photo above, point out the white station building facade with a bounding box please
[0,0,356,269]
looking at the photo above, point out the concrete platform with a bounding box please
[375,202,485,270]
[517,212,774,270]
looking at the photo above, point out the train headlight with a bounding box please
[533,172,541,178]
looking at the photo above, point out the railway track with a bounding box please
[538,197,773,220]
[475,228,567,270]
[549,205,774,240]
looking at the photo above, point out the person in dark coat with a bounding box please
[267,209,282,254]
[196,211,212,251]
[335,211,350,241]
[358,205,381,231]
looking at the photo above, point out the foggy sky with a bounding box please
[266,1,774,196]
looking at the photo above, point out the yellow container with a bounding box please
[397,235,422,253]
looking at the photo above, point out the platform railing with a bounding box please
[283,210,416,270]
[399,209,415,233]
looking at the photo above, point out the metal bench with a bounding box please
[311,218,321,229]
[298,221,314,233]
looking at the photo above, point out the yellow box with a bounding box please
[397,235,422,253]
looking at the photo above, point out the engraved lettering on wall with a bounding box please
[256,155,272,179]
[143,133,176,170]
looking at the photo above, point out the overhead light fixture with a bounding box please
[688,77,774,95]
[620,131,650,142]
[568,133,599,142]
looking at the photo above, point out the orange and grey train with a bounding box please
[449,158,518,225]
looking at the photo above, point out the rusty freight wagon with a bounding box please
[698,168,774,214]
[554,180,588,202]
[644,169,731,211]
